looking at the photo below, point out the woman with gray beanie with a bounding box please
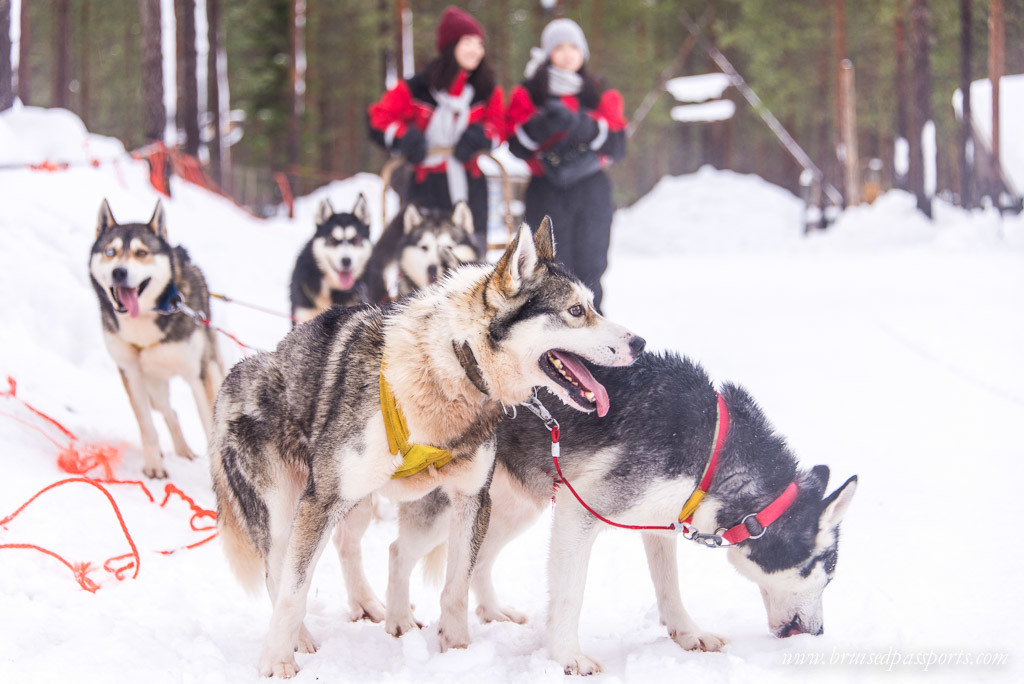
[507,18,626,312]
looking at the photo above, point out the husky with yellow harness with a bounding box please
[208,218,645,678]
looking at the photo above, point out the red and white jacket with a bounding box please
[368,71,505,183]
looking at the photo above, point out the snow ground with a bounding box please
[1,107,1023,683]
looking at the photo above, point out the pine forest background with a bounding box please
[6,0,1024,210]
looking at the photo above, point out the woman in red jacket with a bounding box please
[507,18,626,312]
[368,6,504,251]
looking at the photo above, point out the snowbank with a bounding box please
[2,109,1022,683]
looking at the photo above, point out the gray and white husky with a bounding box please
[382,353,857,675]
[209,218,645,677]
[370,202,481,298]
[89,199,225,478]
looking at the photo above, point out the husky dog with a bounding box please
[89,199,225,478]
[290,194,386,324]
[383,353,857,675]
[370,201,481,298]
[209,218,645,677]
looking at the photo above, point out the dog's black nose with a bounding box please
[112,267,128,283]
[427,264,439,279]
[340,257,352,269]
[629,335,646,357]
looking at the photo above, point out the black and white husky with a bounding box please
[382,353,857,674]
[209,219,645,677]
[290,194,386,323]
[370,202,481,298]
[89,199,225,478]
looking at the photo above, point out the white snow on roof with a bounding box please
[670,99,736,123]
[665,72,732,103]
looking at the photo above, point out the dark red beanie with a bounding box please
[436,6,485,52]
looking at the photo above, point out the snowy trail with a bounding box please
[2,108,1023,683]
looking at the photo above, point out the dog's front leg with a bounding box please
[547,497,602,675]
[641,533,726,652]
[258,493,343,678]
[118,367,165,478]
[332,496,386,623]
[437,481,491,651]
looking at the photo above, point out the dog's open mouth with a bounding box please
[110,278,150,318]
[541,350,611,417]
[335,269,356,290]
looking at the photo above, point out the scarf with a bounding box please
[524,48,583,98]
[423,83,475,204]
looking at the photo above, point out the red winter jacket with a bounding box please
[368,71,505,182]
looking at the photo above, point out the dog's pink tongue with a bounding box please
[116,286,140,318]
[552,350,611,417]
[337,271,356,290]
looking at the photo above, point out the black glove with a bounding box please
[397,127,426,164]
[522,100,575,144]
[453,124,490,162]
[566,111,599,145]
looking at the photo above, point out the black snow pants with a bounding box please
[523,170,614,312]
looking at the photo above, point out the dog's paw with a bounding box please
[349,596,386,623]
[385,613,423,638]
[295,624,319,654]
[142,462,168,479]
[562,653,603,676]
[176,447,199,461]
[671,630,727,652]
[437,621,470,652]
[258,657,299,679]
[475,603,527,624]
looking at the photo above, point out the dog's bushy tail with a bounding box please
[211,467,264,593]
[420,542,447,587]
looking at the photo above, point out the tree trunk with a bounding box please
[988,0,1004,199]
[17,0,29,104]
[959,0,973,208]
[53,0,70,108]
[140,0,166,142]
[894,0,909,188]
[176,0,200,155]
[909,0,933,218]
[79,0,91,127]
[207,0,223,184]
[0,0,12,111]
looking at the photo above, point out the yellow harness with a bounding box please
[379,364,453,479]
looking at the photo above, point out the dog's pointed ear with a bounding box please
[403,204,424,235]
[534,215,556,261]
[820,475,857,530]
[97,199,117,237]
[316,198,335,228]
[147,200,167,239]
[451,201,474,234]
[351,193,370,226]
[493,222,538,296]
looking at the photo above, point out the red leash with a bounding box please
[1,376,218,591]
[521,392,799,546]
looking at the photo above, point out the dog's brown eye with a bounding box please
[568,304,584,317]
[104,248,116,257]
[420,245,429,252]
[136,250,148,258]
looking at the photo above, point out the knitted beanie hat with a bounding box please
[436,6,485,52]
[541,18,589,61]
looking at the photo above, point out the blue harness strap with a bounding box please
[154,282,181,313]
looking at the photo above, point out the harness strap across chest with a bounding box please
[381,343,487,480]
[380,364,453,479]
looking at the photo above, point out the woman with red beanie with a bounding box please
[368,6,504,250]
[507,18,626,312]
